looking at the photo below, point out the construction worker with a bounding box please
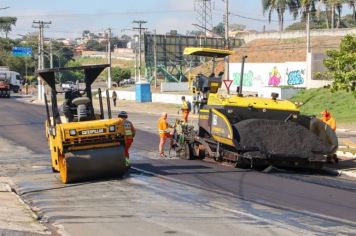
[180,96,190,123]
[112,91,118,107]
[320,109,338,163]
[158,112,173,157]
[118,111,135,166]
[24,82,29,95]
[320,109,336,131]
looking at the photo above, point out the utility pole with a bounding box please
[33,20,51,102]
[134,35,138,82]
[224,0,230,83]
[153,29,158,88]
[106,28,112,88]
[133,20,147,82]
[306,10,311,53]
[49,39,53,68]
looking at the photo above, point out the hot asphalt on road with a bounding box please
[0,98,356,235]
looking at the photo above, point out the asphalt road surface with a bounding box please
[0,98,356,236]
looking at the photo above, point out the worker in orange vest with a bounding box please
[320,109,336,131]
[158,112,173,157]
[118,111,136,167]
[320,109,338,163]
[180,96,190,123]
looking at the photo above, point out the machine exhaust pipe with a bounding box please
[238,55,248,96]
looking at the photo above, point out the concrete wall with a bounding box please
[81,49,134,60]
[229,62,307,93]
[103,90,192,105]
[229,59,331,92]
[306,52,332,89]
[239,28,356,43]
[258,87,302,99]
[160,82,189,92]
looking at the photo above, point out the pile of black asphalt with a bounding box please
[234,119,333,159]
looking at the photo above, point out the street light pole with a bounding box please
[224,0,230,83]
[153,29,158,88]
[49,39,53,68]
[107,28,112,88]
[306,10,311,53]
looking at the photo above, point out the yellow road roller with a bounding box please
[37,64,128,183]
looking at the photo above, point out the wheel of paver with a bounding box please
[6,92,10,98]
[177,143,192,160]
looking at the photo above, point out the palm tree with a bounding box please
[262,0,301,32]
[348,0,356,20]
[0,17,17,38]
[327,0,344,29]
[336,1,343,28]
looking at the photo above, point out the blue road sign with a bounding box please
[12,47,32,57]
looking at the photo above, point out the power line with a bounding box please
[13,9,195,18]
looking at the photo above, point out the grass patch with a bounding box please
[290,88,356,123]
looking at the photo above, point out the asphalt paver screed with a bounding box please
[235,119,334,160]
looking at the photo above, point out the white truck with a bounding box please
[0,69,24,93]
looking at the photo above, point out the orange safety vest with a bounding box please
[158,118,170,138]
[321,116,336,131]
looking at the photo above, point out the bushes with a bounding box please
[111,67,131,84]
[61,61,84,82]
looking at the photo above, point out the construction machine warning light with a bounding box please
[109,125,116,132]
[69,129,77,136]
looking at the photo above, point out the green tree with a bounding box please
[212,22,225,36]
[262,0,300,32]
[0,17,17,38]
[111,67,131,84]
[319,35,356,97]
[86,39,106,51]
[61,61,84,82]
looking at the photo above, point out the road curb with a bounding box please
[339,170,356,179]
[336,150,356,158]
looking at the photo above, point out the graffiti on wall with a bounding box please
[287,69,304,85]
[229,62,306,92]
[232,70,253,87]
[268,66,282,86]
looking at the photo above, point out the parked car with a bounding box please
[119,78,135,86]
[61,81,78,90]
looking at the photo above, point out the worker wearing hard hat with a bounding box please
[158,112,174,157]
[320,110,336,131]
[118,111,136,167]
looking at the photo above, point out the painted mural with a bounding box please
[268,66,282,86]
[232,70,253,87]
[229,62,306,92]
[286,69,304,85]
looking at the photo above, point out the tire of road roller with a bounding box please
[59,146,127,184]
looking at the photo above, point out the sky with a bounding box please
[0,0,327,39]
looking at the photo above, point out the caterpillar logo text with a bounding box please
[79,128,106,135]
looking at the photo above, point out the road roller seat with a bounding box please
[71,97,92,122]
[72,97,90,106]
